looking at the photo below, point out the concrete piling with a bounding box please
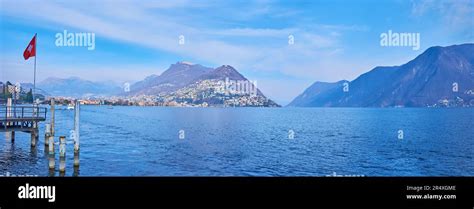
[30,129,37,147]
[48,155,55,170]
[45,123,51,146]
[50,99,55,139]
[59,136,66,173]
[48,134,55,170]
[74,152,80,167]
[5,98,12,141]
[74,101,80,167]
[31,103,39,147]
[74,101,80,153]
[59,136,66,158]
[48,135,55,155]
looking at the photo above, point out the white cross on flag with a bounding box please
[23,34,36,60]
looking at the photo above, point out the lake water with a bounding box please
[1,106,473,176]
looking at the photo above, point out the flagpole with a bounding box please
[33,33,37,104]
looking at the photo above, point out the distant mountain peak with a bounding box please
[178,61,195,65]
[198,65,246,81]
[215,65,235,72]
[128,62,213,95]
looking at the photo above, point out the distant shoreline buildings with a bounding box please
[41,94,279,108]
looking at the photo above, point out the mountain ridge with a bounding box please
[129,62,279,107]
[288,43,474,107]
[128,61,213,95]
[38,76,122,98]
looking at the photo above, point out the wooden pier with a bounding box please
[2,98,81,175]
[0,101,47,146]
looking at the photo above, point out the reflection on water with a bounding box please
[48,169,55,177]
[73,165,79,177]
[29,146,37,161]
[1,106,473,176]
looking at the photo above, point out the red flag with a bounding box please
[23,34,36,60]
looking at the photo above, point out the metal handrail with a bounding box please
[0,105,47,120]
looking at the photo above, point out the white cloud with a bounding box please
[411,0,474,32]
[213,28,296,37]
[0,0,355,76]
[0,0,376,103]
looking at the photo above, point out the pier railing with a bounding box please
[0,105,47,121]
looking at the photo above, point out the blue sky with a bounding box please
[1,0,473,105]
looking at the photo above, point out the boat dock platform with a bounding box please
[0,104,47,146]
